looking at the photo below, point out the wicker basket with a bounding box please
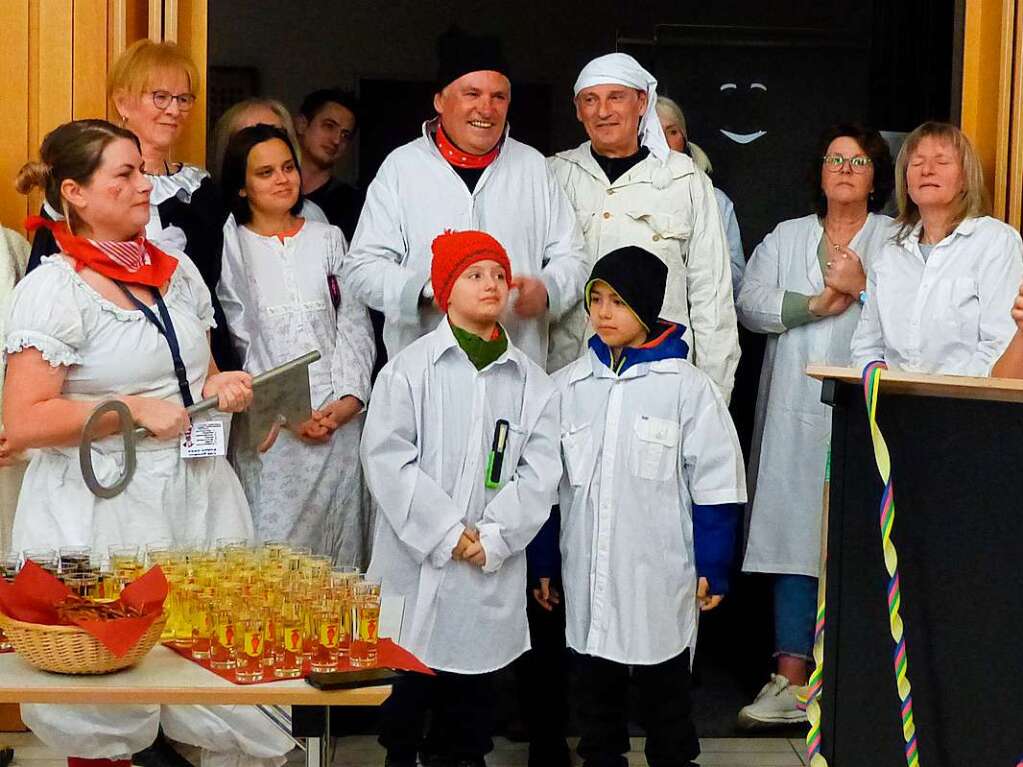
[0,612,166,674]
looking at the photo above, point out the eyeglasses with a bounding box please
[148,90,196,111]
[822,154,873,173]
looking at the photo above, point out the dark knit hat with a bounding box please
[585,246,668,332]
[436,25,509,90]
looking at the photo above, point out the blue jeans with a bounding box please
[774,574,818,660]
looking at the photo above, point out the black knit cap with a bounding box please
[436,25,509,90]
[585,246,668,332]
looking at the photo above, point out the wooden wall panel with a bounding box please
[171,0,207,168]
[73,0,111,119]
[961,0,1023,223]
[0,1,31,232]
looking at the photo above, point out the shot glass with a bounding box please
[22,548,58,575]
[274,601,306,679]
[63,573,99,600]
[350,579,382,668]
[58,546,92,575]
[310,604,341,672]
[209,605,238,670]
[189,589,215,660]
[234,613,267,682]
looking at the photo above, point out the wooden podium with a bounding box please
[807,366,1023,767]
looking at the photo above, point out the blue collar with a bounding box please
[588,322,689,375]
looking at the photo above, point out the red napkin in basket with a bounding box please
[0,561,168,657]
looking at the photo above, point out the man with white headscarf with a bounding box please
[547,53,740,402]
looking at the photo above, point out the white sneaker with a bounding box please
[737,674,809,729]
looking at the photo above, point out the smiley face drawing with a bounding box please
[718,81,769,145]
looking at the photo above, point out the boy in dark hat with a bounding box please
[529,245,747,767]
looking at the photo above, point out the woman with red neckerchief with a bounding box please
[6,120,292,767]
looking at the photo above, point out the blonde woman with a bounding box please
[656,95,745,295]
[211,97,304,182]
[850,122,1023,374]
[26,40,240,370]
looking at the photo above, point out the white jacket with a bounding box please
[547,142,740,400]
[363,319,562,673]
[343,121,590,367]
[850,216,1023,375]
[738,213,894,577]
[556,348,746,665]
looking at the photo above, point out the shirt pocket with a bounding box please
[495,421,527,487]
[629,415,680,481]
[945,277,979,328]
[625,211,692,262]
[561,423,592,486]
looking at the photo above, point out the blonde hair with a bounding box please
[211,98,300,180]
[894,121,988,241]
[655,95,713,175]
[108,39,199,111]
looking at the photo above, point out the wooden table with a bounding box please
[0,645,391,767]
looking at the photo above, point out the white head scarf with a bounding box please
[573,53,671,168]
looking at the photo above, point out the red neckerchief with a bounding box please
[26,216,178,288]
[435,124,501,169]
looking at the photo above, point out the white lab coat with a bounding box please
[342,120,590,367]
[5,254,290,765]
[217,219,375,566]
[738,213,894,577]
[547,143,739,400]
[714,187,746,297]
[363,319,561,673]
[556,350,746,665]
[850,216,1023,375]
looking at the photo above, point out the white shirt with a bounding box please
[556,350,746,665]
[850,216,1023,375]
[547,143,740,401]
[363,320,562,673]
[343,121,590,367]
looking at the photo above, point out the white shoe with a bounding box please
[737,674,809,729]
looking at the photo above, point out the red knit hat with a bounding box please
[430,230,512,313]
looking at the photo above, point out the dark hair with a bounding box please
[810,122,894,216]
[221,124,304,225]
[298,88,359,128]
[16,119,140,225]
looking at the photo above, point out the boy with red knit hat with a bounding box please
[362,230,562,767]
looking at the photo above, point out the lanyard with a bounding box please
[116,282,195,407]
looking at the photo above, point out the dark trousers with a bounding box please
[513,582,570,764]
[379,669,495,762]
[575,649,699,767]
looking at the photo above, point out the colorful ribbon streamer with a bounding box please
[803,450,829,767]
[804,363,921,766]
[863,362,920,767]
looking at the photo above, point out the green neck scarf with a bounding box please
[450,320,508,370]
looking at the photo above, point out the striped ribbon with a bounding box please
[804,363,921,767]
[803,449,829,767]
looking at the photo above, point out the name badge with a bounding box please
[180,420,226,459]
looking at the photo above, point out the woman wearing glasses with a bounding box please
[27,40,239,370]
[851,121,1022,375]
[735,123,895,728]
